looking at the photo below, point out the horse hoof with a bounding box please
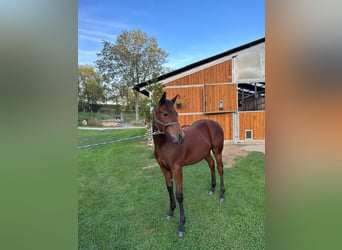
[208,190,214,195]
[220,198,225,203]
[165,215,173,220]
[177,231,185,238]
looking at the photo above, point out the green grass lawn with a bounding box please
[78,129,265,249]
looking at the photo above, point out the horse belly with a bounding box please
[181,138,211,166]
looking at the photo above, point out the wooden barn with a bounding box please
[134,38,265,142]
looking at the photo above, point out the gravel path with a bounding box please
[222,141,265,167]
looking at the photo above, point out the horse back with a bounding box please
[184,119,224,150]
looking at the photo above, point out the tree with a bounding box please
[96,29,168,122]
[78,65,105,112]
[138,75,165,122]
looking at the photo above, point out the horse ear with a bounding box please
[171,94,178,104]
[158,92,167,105]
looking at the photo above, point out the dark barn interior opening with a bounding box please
[238,82,265,111]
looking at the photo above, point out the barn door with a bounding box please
[204,84,237,113]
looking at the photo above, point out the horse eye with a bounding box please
[163,113,169,117]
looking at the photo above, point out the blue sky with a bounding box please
[79,0,264,70]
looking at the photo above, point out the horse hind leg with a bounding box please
[212,149,225,203]
[205,152,216,195]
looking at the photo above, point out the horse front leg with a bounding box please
[166,181,176,219]
[160,166,176,219]
[173,168,186,238]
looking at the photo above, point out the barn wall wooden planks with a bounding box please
[165,60,232,86]
[165,86,204,113]
[177,113,233,141]
[204,84,237,113]
[238,111,265,140]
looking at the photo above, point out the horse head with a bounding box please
[153,92,184,144]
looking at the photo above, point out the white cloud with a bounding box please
[79,28,116,40]
[78,34,103,43]
[79,16,130,30]
[166,51,211,70]
[78,49,99,55]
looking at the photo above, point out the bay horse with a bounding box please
[152,92,225,238]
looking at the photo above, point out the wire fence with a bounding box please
[78,133,149,149]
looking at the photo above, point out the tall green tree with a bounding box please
[78,65,105,112]
[96,29,168,122]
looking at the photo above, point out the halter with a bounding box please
[152,110,180,135]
